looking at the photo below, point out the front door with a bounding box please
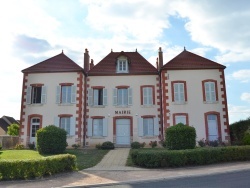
[207,115,218,141]
[30,118,40,144]
[116,119,130,145]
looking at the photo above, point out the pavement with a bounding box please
[1,148,250,188]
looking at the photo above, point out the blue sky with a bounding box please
[1,0,250,124]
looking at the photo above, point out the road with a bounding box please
[93,169,250,188]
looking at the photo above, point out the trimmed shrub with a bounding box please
[165,123,196,150]
[131,146,250,168]
[230,117,250,145]
[242,130,250,145]
[0,154,76,180]
[101,141,115,150]
[37,125,67,154]
[131,142,141,149]
[28,142,35,150]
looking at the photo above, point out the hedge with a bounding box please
[131,146,250,168]
[0,154,76,180]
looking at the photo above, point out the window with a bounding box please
[54,116,75,136]
[88,88,107,106]
[113,87,132,106]
[26,85,46,104]
[117,60,128,73]
[171,81,187,103]
[56,84,76,104]
[60,117,70,135]
[31,118,40,137]
[87,118,108,137]
[138,117,159,137]
[141,86,155,105]
[173,113,188,125]
[202,80,218,103]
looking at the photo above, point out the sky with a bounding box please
[0,0,250,124]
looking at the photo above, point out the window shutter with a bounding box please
[26,86,32,104]
[71,85,76,103]
[88,88,93,106]
[87,118,92,137]
[113,88,117,106]
[41,86,47,104]
[138,118,143,136]
[56,86,61,104]
[103,88,108,106]
[128,88,132,105]
[153,117,159,136]
[103,118,108,136]
[70,117,76,136]
[54,117,60,127]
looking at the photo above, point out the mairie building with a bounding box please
[19,47,230,147]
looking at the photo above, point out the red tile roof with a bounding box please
[88,51,158,76]
[22,52,84,73]
[161,50,226,70]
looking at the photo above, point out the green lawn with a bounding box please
[0,149,109,170]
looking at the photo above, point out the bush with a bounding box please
[197,139,206,147]
[131,142,141,149]
[72,144,80,149]
[149,141,157,148]
[14,144,24,150]
[131,146,250,168]
[0,144,2,150]
[7,123,19,136]
[0,154,76,180]
[230,117,250,145]
[208,140,219,147]
[101,141,115,150]
[242,130,250,145]
[37,125,67,154]
[28,142,35,150]
[165,123,196,150]
[96,143,102,149]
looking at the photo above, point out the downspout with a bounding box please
[83,73,87,147]
[159,70,164,140]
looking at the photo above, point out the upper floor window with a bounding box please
[171,81,187,103]
[54,115,75,136]
[202,80,218,103]
[88,87,107,106]
[26,85,46,104]
[138,117,159,137]
[113,87,132,106]
[141,86,155,106]
[56,84,76,104]
[117,60,128,73]
[87,117,108,137]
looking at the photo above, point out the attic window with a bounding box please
[117,59,128,73]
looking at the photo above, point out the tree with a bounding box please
[7,123,19,136]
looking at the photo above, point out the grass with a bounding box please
[65,149,109,170]
[0,149,109,170]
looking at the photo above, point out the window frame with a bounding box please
[27,84,46,104]
[171,81,187,103]
[138,116,159,137]
[87,117,108,137]
[56,83,76,104]
[140,85,155,106]
[173,113,189,125]
[54,114,75,136]
[88,86,107,106]
[116,59,128,73]
[113,86,132,106]
[202,79,218,103]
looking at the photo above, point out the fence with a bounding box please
[0,135,19,149]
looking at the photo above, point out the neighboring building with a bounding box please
[0,116,19,135]
[19,47,230,147]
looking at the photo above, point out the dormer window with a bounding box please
[117,59,128,73]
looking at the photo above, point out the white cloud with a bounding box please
[232,69,250,83]
[228,104,250,124]
[241,93,250,102]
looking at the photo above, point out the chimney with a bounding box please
[158,47,163,70]
[156,57,159,70]
[84,48,90,72]
[90,59,94,70]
